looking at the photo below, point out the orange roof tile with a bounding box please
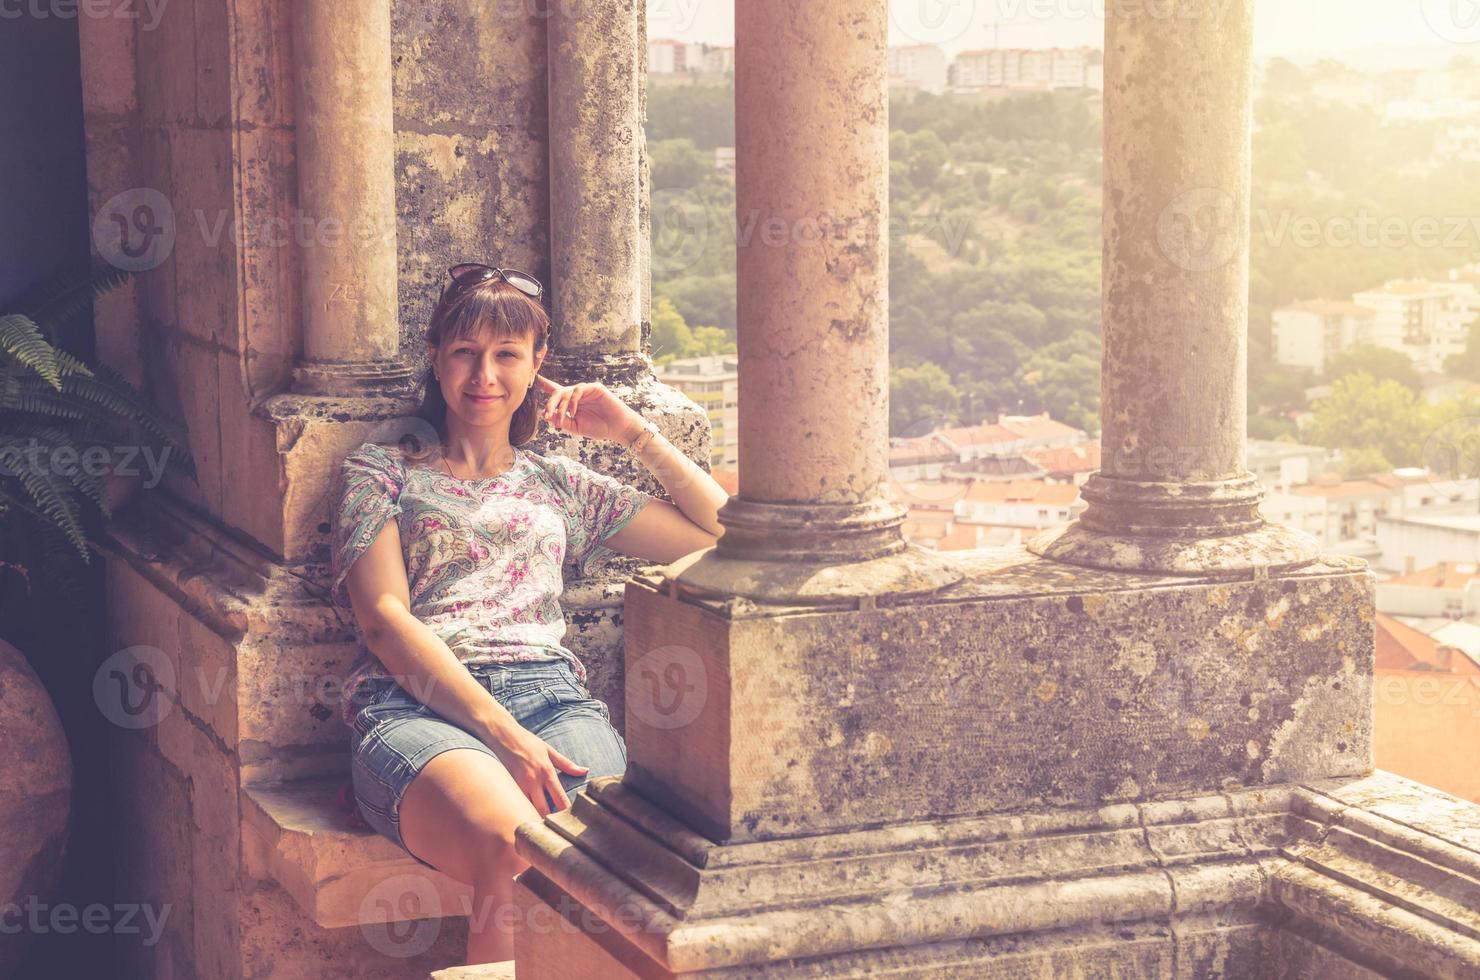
[1387,561,1480,589]
[998,414,1085,442]
[887,480,970,508]
[1376,614,1434,670]
[1292,479,1394,498]
[962,480,1080,506]
[1023,442,1101,474]
[936,422,1020,448]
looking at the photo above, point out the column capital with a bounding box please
[290,359,416,399]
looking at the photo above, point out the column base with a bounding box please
[664,495,965,605]
[665,541,965,606]
[1028,471,1323,578]
[291,359,417,398]
[1027,518,1323,579]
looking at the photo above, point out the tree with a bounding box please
[1324,345,1421,393]
[1339,446,1393,478]
[890,363,959,436]
[649,138,712,189]
[650,296,693,360]
[1305,373,1432,467]
[1264,58,1310,98]
[907,131,949,190]
[1020,330,1102,433]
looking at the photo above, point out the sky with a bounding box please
[646,0,1480,68]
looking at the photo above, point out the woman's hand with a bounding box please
[533,375,643,445]
[483,720,589,817]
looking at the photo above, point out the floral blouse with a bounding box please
[329,440,656,727]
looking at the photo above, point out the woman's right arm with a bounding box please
[343,519,588,816]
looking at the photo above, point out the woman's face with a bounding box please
[431,326,545,429]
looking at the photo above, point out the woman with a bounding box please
[330,263,728,965]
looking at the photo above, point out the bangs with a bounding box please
[436,280,548,345]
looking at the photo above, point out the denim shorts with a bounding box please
[349,659,627,868]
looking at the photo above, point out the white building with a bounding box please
[1378,562,1480,620]
[702,46,734,75]
[1246,439,1332,491]
[956,480,1082,530]
[889,44,948,95]
[1270,301,1375,374]
[1437,121,1480,164]
[1261,470,1478,558]
[1352,280,1473,373]
[655,355,738,467]
[1378,513,1480,577]
[950,47,1101,92]
[648,39,706,74]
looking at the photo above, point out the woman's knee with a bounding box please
[397,748,538,882]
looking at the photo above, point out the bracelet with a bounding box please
[624,420,659,454]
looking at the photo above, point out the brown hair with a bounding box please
[405,277,550,464]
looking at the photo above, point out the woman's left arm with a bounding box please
[538,376,729,565]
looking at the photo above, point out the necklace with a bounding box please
[440,449,517,482]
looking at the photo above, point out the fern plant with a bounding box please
[1,265,194,571]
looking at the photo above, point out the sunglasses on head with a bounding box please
[441,263,544,302]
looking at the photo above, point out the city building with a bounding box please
[950,47,1103,92]
[1021,442,1100,485]
[1353,279,1471,372]
[1270,301,1374,373]
[888,44,948,95]
[1378,561,1480,619]
[1246,439,1332,491]
[702,45,734,75]
[933,413,1084,462]
[887,433,959,481]
[655,354,738,467]
[1437,121,1480,163]
[956,479,1083,529]
[1374,614,1480,803]
[647,38,706,74]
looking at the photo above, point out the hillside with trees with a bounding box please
[646,61,1480,454]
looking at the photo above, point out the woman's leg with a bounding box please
[396,747,541,965]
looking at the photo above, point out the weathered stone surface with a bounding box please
[240,878,467,980]
[0,640,72,979]
[514,772,1480,978]
[242,778,470,930]
[624,549,1373,843]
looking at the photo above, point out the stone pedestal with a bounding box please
[510,549,1406,976]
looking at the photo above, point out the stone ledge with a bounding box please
[242,777,472,929]
[513,772,1480,976]
[429,963,515,980]
[1270,774,1480,977]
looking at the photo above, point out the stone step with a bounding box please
[430,963,516,980]
[243,776,472,929]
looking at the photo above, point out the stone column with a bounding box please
[1028,0,1317,577]
[545,0,646,376]
[671,0,958,603]
[288,0,411,396]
